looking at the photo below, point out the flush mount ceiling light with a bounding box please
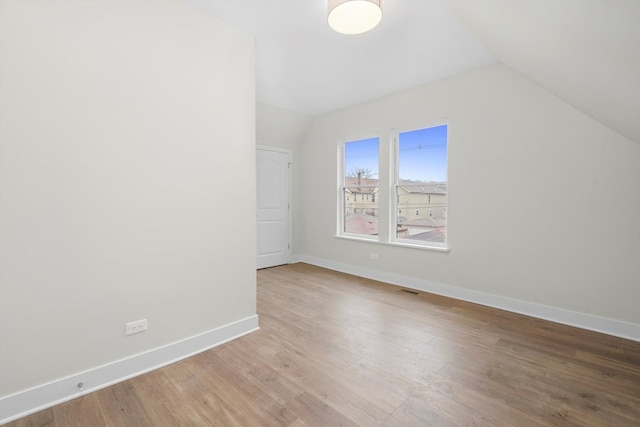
[328,0,383,35]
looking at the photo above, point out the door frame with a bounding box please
[256,145,292,267]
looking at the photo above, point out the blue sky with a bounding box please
[344,124,447,182]
[398,124,447,182]
[345,137,380,177]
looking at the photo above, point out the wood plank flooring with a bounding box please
[6,262,640,426]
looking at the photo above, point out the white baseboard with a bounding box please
[0,315,259,425]
[299,255,640,343]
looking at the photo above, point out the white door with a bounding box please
[256,148,290,269]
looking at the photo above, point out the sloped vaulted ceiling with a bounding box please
[185,0,496,114]
[447,0,640,145]
[187,0,639,145]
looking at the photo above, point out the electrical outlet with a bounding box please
[126,319,147,336]
[370,253,379,260]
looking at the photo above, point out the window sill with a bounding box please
[335,234,450,253]
[388,240,450,253]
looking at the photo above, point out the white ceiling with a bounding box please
[450,0,640,144]
[185,0,640,144]
[185,0,496,115]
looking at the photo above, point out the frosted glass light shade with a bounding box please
[328,0,383,35]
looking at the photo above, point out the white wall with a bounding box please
[298,64,640,328]
[257,102,314,152]
[0,0,256,399]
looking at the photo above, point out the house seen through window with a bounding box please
[339,124,447,249]
[341,137,379,238]
[394,124,448,246]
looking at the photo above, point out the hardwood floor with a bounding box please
[6,262,640,426]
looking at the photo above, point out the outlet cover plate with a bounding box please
[126,319,148,336]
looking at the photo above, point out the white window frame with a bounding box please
[337,135,380,241]
[391,123,449,251]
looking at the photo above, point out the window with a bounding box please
[340,137,379,238]
[337,124,448,251]
[394,124,448,247]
